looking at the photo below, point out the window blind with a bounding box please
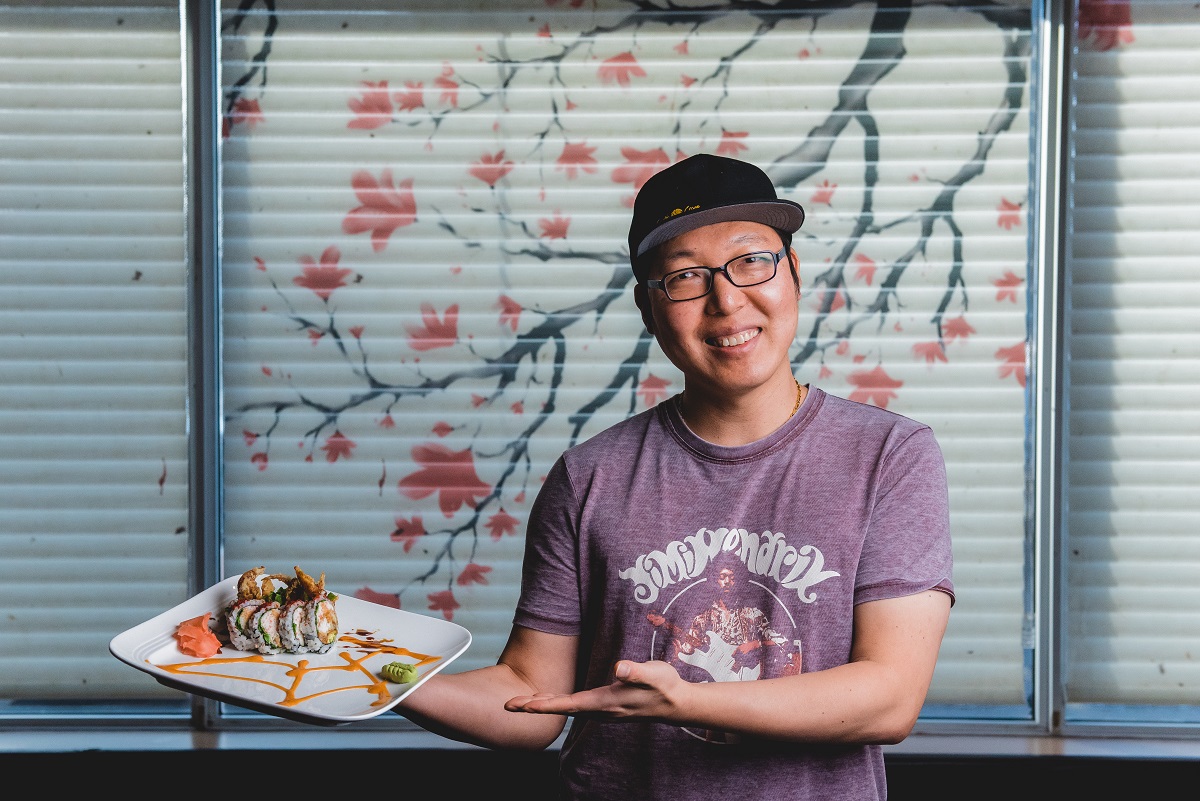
[0,0,189,700]
[1066,0,1200,717]
[4,0,1199,742]
[218,0,1033,714]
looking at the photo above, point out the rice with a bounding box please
[278,599,310,653]
[303,594,338,654]
[225,598,262,651]
[249,602,284,654]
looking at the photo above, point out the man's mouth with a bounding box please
[709,328,760,348]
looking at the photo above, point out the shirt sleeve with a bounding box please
[854,424,955,607]
[512,455,584,636]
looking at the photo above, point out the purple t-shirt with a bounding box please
[514,386,954,800]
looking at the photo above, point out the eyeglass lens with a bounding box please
[659,250,780,301]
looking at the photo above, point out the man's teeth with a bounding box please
[712,329,759,347]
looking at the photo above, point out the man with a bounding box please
[398,154,954,800]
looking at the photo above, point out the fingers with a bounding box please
[504,660,671,718]
[613,659,671,686]
[504,691,573,713]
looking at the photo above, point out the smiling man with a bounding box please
[397,154,955,801]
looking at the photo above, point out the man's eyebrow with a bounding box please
[660,246,699,263]
[661,234,776,263]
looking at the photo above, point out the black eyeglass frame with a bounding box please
[644,247,788,302]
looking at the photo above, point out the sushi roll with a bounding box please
[249,601,285,654]
[225,598,262,652]
[224,565,337,655]
[303,593,338,654]
[278,599,310,654]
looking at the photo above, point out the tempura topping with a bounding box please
[233,564,333,604]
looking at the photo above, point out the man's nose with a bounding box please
[707,269,746,307]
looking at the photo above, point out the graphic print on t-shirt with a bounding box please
[619,526,838,742]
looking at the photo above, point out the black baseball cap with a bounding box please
[627,153,805,281]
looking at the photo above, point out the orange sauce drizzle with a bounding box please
[155,629,442,709]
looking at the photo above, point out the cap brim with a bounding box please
[635,200,805,257]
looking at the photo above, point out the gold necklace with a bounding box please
[678,379,805,422]
[789,379,804,418]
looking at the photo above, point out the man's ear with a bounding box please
[633,282,656,336]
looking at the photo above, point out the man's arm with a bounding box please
[397,624,578,751]
[505,589,951,745]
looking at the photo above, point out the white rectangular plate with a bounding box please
[109,575,471,726]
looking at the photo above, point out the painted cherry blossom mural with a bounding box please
[214,0,1082,647]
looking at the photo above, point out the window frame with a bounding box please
[4,0,1200,760]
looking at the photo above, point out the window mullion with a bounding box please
[1031,0,1071,737]
[184,0,225,727]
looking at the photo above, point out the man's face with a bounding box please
[717,568,736,592]
[635,220,800,400]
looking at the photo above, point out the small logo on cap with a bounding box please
[659,204,700,224]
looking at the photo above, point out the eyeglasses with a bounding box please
[645,248,786,302]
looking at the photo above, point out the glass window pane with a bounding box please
[0,0,189,708]
[219,0,1034,725]
[1065,0,1200,722]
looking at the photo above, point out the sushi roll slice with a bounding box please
[249,601,285,654]
[278,599,310,654]
[225,598,262,652]
[303,594,338,654]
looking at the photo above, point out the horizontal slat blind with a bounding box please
[1066,0,1200,713]
[219,0,1031,711]
[0,0,188,699]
